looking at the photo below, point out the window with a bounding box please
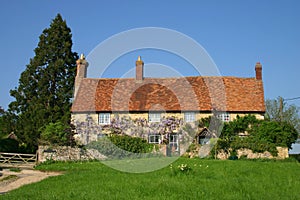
[169,134,179,151]
[148,134,161,144]
[99,113,110,124]
[184,112,195,122]
[217,113,230,122]
[148,113,161,122]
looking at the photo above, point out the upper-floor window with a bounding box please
[184,112,196,122]
[99,113,110,124]
[217,113,230,122]
[149,113,161,123]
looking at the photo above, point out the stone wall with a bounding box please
[216,147,289,160]
[37,145,106,163]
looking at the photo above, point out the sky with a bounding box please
[0,0,300,109]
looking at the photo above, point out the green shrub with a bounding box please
[86,135,154,159]
[210,115,298,159]
[39,121,75,146]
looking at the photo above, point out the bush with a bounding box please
[40,121,75,146]
[210,115,298,158]
[86,135,154,159]
[0,138,19,152]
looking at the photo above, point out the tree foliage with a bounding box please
[212,115,298,157]
[249,121,298,149]
[8,14,78,152]
[0,138,19,153]
[40,121,76,146]
[0,107,15,139]
[265,97,300,135]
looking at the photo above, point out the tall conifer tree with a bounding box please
[9,14,78,152]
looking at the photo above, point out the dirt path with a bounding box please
[0,169,62,193]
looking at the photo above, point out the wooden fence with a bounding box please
[0,152,37,168]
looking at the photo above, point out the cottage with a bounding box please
[71,55,265,145]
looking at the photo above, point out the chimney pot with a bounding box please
[136,56,144,81]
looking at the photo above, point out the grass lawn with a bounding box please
[1,158,300,200]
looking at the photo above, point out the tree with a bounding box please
[211,115,298,157]
[249,121,298,150]
[0,106,4,114]
[265,97,300,135]
[0,107,15,139]
[8,14,78,152]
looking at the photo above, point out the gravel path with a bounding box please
[0,169,62,193]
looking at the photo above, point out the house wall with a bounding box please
[72,112,264,125]
[71,112,264,144]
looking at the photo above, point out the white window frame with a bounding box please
[169,134,179,151]
[217,113,230,122]
[148,113,161,123]
[148,134,161,144]
[184,112,196,122]
[99,113,110,125]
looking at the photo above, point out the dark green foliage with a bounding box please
[0,108,15,139]
[211,115,298,157]
[86,135,154,159]
[40,121,76,146]
[221,115,259,139]
[7,14,78,152]
[249,121,298,149]
[0,138,19,153]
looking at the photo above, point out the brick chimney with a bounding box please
[255,62,262,80]
[136,56,144,81]
[74,54,89,98]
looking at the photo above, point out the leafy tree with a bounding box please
[211,114,298,157]
[0,107,15,139]
[0,138,19,153]
[249,121,298,149]
[265,97,300,135]
[0,106,4,114]
[8,14,78,152]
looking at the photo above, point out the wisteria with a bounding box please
[73,114,198,152]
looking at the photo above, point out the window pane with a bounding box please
[184,112,195,122]
[99,113,110,124]
[217,113,230,122]
[149,113,161,122]
[149,135,160,144]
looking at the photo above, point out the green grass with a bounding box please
[9,168,21,173]
[1,158,300,200]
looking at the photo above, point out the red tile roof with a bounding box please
[72,76,265,113]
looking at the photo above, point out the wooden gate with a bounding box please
[0,152,37,168]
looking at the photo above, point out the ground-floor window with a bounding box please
[169,134,179,151]
[148,134,161,144]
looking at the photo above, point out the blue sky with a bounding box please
[1,0,300,109]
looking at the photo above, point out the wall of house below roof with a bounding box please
[71,112,265,126]
[230,113,265,121]
[71,112,265,145]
